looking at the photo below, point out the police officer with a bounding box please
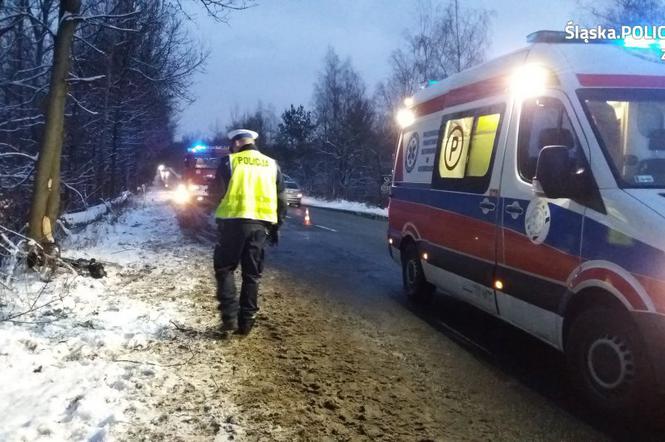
[213,129,286,335]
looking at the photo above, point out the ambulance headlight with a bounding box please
[297,193,303,198]
[173,183,190,205]
[396,108,416,128]
[511,64,551,99]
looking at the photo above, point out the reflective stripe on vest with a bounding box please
[215,150,278,223]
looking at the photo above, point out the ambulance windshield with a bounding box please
[581,89,665,188]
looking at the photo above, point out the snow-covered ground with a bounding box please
[301,196,387,218]
[0,191,238,441]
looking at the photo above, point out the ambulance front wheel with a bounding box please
[401,242,434,304]
[566,306,655,416]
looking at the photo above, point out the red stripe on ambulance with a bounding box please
[414,75,508,117]
[632,275,665,314]
[502,228,580,283]
[577,74,665,88]
[570,267,648,311]
[390,199,495,262]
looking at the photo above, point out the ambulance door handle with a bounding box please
[479,198,496,214]
[505,201,524,219]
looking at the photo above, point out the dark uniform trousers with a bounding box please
[213,219,268,326]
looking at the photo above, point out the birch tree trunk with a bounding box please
[28,0,81,243]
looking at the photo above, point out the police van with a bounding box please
[388,30,665,413]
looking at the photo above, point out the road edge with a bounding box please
[303,204,388,221]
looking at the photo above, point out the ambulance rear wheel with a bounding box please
[566,307,655,416]
[402,242,434,304]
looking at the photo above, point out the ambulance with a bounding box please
[388,30,665,413]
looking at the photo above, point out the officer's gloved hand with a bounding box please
[267,225,279,247]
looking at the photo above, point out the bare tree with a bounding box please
[580,0,665,26]
[173,0,255,22]
[28,0,81,245]
[377,0,494,113]
[225,102,278,153]
[312,48,377,201]
[1,1,58,236]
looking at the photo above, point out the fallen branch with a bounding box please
[170,320,229,340]
[113,350,198,368]
[0,274,79,322]
[0,288,62,322]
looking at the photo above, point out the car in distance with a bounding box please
[284,177,303,207]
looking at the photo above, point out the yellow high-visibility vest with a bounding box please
[215,149,278,223]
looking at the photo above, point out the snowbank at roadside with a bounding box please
[301,196,387,218]
[0,190,235,441]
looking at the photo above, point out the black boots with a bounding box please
[220,320,238,332]
[237,318,255,335]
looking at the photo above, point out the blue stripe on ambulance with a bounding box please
[393,186,665,299]
[392,185,492,221]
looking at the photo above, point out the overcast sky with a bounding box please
[177,0,583,139]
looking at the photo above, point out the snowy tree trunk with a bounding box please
[28,0,81,243]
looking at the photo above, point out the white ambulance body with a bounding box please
[388,31,665,412]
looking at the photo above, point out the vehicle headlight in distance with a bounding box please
[174,183,190,204]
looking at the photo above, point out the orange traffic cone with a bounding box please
[304,208,311,225]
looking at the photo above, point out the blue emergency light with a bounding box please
[187,144,208,153]
[621,36,665,50]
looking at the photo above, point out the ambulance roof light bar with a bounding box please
[527,30,614,44]
[527,30,570,44]
[527,29,663,49]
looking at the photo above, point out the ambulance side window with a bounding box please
[518,97,580,183]
[432,104,504,193]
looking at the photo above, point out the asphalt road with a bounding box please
[276,206,397,303]
[267,205,662,441]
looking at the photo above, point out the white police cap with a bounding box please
[227,129,259,141]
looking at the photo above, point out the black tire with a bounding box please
[401,242,434,303]
[566,306,655,416]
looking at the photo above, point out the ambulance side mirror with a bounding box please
[534,145,577,199]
